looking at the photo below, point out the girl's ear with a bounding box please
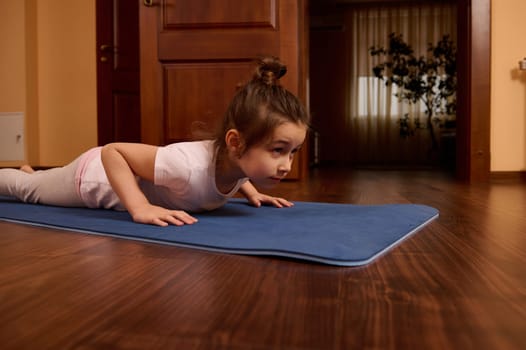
[225,129,243,157]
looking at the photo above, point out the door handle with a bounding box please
[143,0,153,6]
[100,44,117,53]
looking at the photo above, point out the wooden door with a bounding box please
[96,0,141,145]
[139,0,308,179]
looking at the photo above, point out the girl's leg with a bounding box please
[0,158,84,207]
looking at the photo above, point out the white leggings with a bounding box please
[0,157,85,207]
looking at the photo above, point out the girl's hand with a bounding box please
[239,181,293,208]
[131,203,198,227]
[245,193,294,208]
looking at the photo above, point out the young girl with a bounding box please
[0,56,310,227]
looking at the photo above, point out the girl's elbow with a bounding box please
[101,143,121,155]
[100,143,119,164]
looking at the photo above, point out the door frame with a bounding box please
[456,0,491,182]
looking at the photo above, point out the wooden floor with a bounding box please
[1,168,525,349]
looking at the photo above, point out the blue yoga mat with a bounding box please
[0,196,438,266]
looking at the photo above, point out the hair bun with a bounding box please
[254,56,287,86]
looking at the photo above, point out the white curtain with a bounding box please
[345,3,457,166]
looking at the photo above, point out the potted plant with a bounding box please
[369,33,457,151]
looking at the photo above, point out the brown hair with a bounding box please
[214,56,310,156]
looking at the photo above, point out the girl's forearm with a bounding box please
[100,144,151,215]
[239,181,259,198]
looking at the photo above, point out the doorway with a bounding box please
[308,0,490,181]
[310,2,456,169]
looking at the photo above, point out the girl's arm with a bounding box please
[100,143,197,226]
[239,181,293,208]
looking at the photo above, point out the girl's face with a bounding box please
[237,121,307,188]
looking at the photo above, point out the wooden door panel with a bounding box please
[158,31,280,60]
[163,0,276,28]
[159,0,279,61]
[164,62,253,142]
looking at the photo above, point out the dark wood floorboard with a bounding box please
[1,168,525,349]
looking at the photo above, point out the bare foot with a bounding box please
[20,165,35,174]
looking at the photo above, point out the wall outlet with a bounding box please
[0,112,25,161]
